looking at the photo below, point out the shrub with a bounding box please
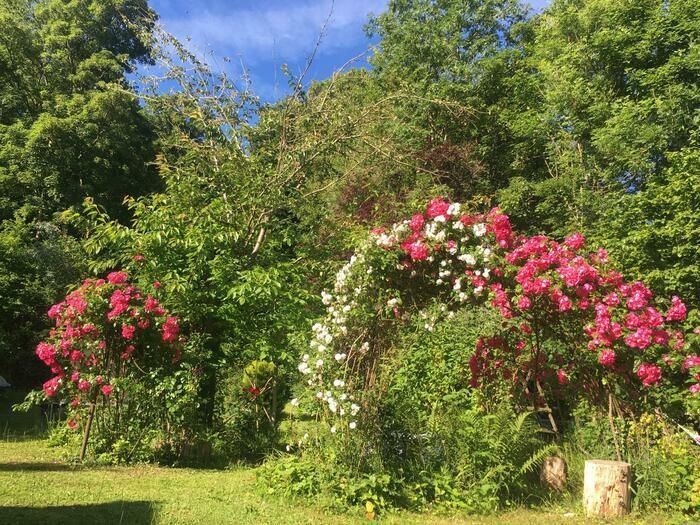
[22,271,199,462]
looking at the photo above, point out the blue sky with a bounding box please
[149,0,551,102]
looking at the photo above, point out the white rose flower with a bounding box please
[473,223,487,237]
[458,254,476,266]
[321,291,333,305]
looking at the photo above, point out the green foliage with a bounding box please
[0,219,85,386]
[367,0,537,198]
[381,306,509,428]
[595,144,700,308]
[0,0,159,387]
[564,403,700,515]
[269,309,556,513]
[265,408,554,514]
[0,0,159,222]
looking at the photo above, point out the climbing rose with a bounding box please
[409,213,425,232]
[564,233,585,250]
[43,377,60,397]
[683,355,700,371]
[426,198,450,219]
[121,345,135,360]
[636,363,662,386]
[517,296,532,310]
[121,324,136,340]
[598,350,616,368]
[101,385,113,396]
[35,342,56,366]
[666,296,687,321]
[407,241,429,261]
[162,316,180,343]
[557,369,569,385]
[107,271,128,285]
[47,303,63,320]
[626,282,653,311]
[144,295,159,312]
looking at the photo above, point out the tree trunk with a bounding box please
[540,456,567,492]
[583,460,631,517]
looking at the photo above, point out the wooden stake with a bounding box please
[79,400,96,462]
[608,393,622,461]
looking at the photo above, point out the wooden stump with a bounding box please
[583,460,631,518]
[540,456,567,492]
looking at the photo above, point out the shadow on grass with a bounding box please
[0,462,78,471]
[1,500,156,524]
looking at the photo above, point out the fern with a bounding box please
[520,442,561,476]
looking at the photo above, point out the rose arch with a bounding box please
[299,199,698,433]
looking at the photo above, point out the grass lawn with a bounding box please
[0,439,686,525]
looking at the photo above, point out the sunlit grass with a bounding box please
[0,439,685,524]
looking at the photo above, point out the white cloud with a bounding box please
[161,0,387,65]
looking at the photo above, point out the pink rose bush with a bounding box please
[302,198,698,433]
[36,271,183,431]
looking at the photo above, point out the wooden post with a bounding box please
[583,460,631,517]
[79,400,97,462]
[540,456,567,492]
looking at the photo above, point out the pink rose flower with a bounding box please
[636,363,662,386]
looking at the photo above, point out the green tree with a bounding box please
[0,0,160,222]
[367,0,541,200]
[596,144,700,309]
[500,0,700,235]
[0,0,159,385]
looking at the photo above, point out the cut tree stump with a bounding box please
[540,456,567,492]
[583,460,631,518]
